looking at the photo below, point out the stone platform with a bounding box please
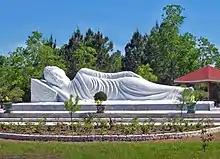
[1,110,220,125]
[1,110,220,118]
[11,100,214,111]
[0,100,216,124]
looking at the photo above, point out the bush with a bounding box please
[135,64,158,82]
[64,94,81,123]
[0,87,24,103]
[94,91,107,103]
[0,95,10,103]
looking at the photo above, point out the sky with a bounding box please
[1,0,220,55]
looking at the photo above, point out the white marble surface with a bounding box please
[31,79,58,102]
[31,66,193,102]
[17,100,184,105]
[7,110,220,114]
[12,100,214,111]
[28,99,215,105]
[0,109,4,113]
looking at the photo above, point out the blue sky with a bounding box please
[1,0,220,55]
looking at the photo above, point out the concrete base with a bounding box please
[0,101,215,124]
[11,100,215,111]
[0,110,220,119]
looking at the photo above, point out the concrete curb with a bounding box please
[2,111,220,118]
[0,126,219,142]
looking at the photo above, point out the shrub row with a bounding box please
[0,117,214,136]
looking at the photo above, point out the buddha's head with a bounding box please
[43,66,70,92]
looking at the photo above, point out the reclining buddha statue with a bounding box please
[31,66,194,102]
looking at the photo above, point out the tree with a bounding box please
[59,28,83,79]
[0,56,25,102]
[140,4,220,85]
[123,30,147,72]
[73,43,97,70]
[64,94,81,123]
[43,35,57,49]
[107,50,122,72]
[148,5,185,84]
[84,29,114,72]
[177,86,195,118]
[4,31,66,101]
[197,37,220,68]
[135,64,158,82]
[60,28,121,76]
[0,55,7,66]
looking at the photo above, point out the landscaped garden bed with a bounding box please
[0,117,215,136]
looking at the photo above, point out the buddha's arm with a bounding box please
[77,68,141,79]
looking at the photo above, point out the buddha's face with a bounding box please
[43,66,70,90]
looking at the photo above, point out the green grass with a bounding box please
[1,141,220,159]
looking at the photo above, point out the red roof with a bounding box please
[174,65,220,83]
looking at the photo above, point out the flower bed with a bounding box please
[0,117,217,142]
[0,118,215,136]
[0,125,219,142]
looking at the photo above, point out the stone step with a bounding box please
[11,101,213,111]
[0,121,219,125]
[1,110,220,118]
[211,108,220,111]
[0,117,217,122]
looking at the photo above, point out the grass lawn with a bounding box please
[0,132,219,159]
[1,138,220,159]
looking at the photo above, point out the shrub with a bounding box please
[64,94,81,123]
[135,64,158,82]
[94,91,107,104]
[0,87,24,103]
[0,95,11,103]
[200,128,214,152]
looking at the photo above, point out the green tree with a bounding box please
[5,31,66,101]
[135,64,158,82]
[73,43,97,70]
[0,57,25,102]
[60,27,121,76]
[64,95,81,123]
[43,34,57,49]
[178,87,193,118]
[141,4,220,85]
[123,30,147,72]
[107,50,122,72]
[148,4,185,84]
[84,29,114,72]
[59,28,83,79]
[197,37,220,68]
[0,55,7,66]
